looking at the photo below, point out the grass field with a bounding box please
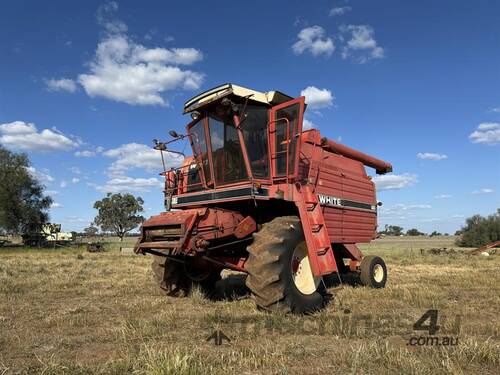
[0,237,499,374]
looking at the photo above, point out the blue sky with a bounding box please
[1,0,499,233]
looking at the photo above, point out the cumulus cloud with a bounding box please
[469,122,500,145]
[329,6,351,16]
[472,188,494,195]
[300,86,334,109]
[340,25,384,63]
[77,3,204,106]
[75,150,96,157]
[26,167,54,184]
[417,152,448,161]
[50,202,63,209]
[45,78,78,93]
[292,26,334,57]
[0,121,79,151]
[89,176,162,193]
[103,142,183,177]
[303,118,315,130]
[372,174,417,191]
[71,177,80,184]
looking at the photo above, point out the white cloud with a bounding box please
[379,203,431,218]
[452,214,464,219]
[96,1,127,34]
[340,25,384,63]
[89,176,162,193]
[303,118,315,130]
[292,26,334,57]
[329,6,351,16]
[0,121,79,152]
[488,106,500,113]
[69,166,81,175]
[434,194,451,199]
[78,7,204,107]
[71,177,80,184]
[26,167,54,184]
[45,190,59,196]
[373,173,417,191]
[300,86,334,109]
[103,142,183,177]
[421,218,439,223]
[417,152,448,161]
[472,188,494,195]
[75,150,96,157]
[45,78,77,93]
[60,180,68,188]
[51,202,63,209]
[469,122,500,145]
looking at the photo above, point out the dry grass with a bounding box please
[0,237,499,374]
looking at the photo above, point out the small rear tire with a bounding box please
[359,255,387,288]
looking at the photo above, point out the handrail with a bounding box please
[268,117,290,183]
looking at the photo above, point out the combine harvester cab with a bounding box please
[135,83,392,313]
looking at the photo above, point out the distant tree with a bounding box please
[454,229,462,236]
[93,193,145,241]
[380,225,404,236]
[0,145,52,235]
[83,224,99,237]
[456,209,500,247]
[407,228,425,236]
[430,230,442,237]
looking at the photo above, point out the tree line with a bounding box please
[1,145,498,246]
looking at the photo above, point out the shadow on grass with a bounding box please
[212,274,251,301]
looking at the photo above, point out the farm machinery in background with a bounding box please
[134,83,393,314]
[22,223,75,247]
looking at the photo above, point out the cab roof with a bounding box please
[183,83,294,114]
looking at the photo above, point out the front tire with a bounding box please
[245,216,329,314]
[151,255,220,297]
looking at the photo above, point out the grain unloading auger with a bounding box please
[134,83,392,314]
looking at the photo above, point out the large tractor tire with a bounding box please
[245,216,329,314]
[151,255,220,298]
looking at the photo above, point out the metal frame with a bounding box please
[268,97,305,183]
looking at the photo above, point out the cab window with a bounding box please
[208,116,247,184]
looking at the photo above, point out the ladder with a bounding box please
[297,185,337,276]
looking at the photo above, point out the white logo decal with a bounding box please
[318,194,342,207]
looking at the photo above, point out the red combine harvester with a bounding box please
[135,83,393,314]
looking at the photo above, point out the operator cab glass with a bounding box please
[241,104,269,179]
[188,99,271,190]
[209,115,247,184]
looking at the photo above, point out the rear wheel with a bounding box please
[151,255,220,297]
[245,216,329,314]
[359,255,387,288]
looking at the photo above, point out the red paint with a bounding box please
[136,87,392,278]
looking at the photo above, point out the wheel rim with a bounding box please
[373,264,384,283]
[291,242,321,295]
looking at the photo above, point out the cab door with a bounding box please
[268,97,305,182]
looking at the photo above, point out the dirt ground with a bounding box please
[0,237,499,374]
